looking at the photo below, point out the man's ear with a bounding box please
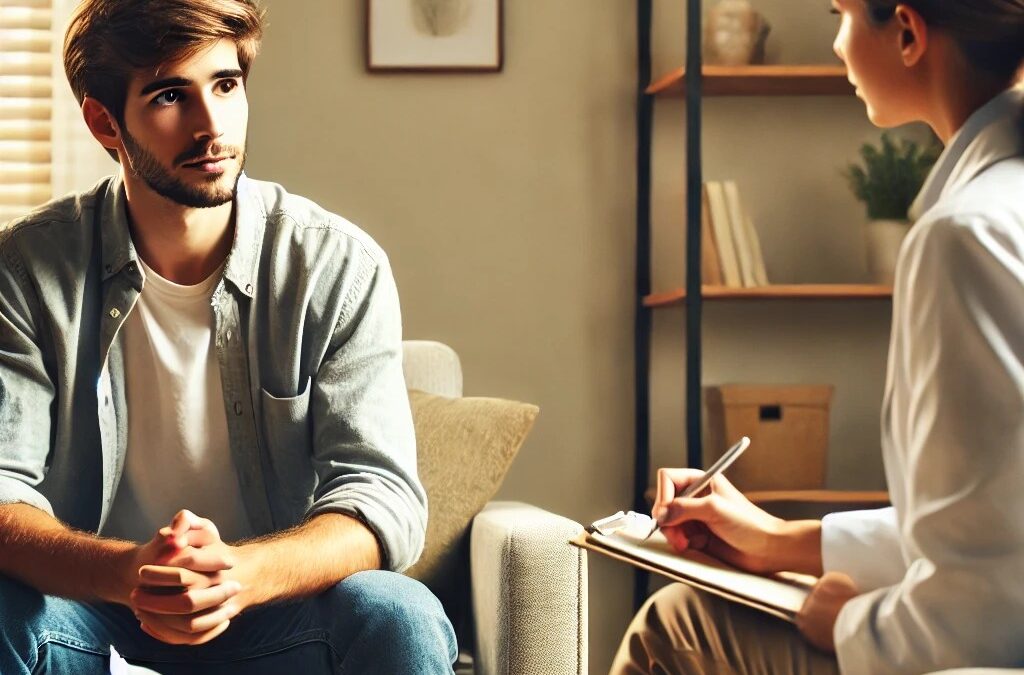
[893,3,928,67]
[81,96,123,153]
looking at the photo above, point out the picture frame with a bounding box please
[366,0,504,73]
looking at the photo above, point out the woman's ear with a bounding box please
[893,3,928,67]
[81,97,122,154]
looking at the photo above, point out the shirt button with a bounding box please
[127,263,137,274]
[234,401,243,416]
[109,308,121,319]
[226,329,233,341]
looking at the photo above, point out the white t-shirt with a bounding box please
[102,257,254,543]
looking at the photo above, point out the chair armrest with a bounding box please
[470,501,587,675]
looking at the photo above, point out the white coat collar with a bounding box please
[910,86,1024,221]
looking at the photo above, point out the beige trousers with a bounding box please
[609,583,840,675]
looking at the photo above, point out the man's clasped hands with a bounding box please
[117,510,251,646]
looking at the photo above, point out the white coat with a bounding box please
[821,87,1024,673]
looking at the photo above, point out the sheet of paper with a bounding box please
[590,530,815,616]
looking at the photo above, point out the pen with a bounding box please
[642,436,751,541]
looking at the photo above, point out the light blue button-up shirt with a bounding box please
[0,173,426,572]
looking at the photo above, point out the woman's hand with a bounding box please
[653,468,787,573]
[796,572,858,652]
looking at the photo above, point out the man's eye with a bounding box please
[153,90,181,106]
[218,79,238,93]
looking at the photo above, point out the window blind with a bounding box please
[0,0,52,225]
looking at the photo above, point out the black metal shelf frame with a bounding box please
[633,0,703,610]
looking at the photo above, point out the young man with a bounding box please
[0,1,457,672]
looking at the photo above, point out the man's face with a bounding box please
[120,39,248,208]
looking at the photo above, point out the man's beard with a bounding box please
[121,128,245,209]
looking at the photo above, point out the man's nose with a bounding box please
[192,93,224,143]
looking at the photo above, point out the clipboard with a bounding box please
[571,530,815,623]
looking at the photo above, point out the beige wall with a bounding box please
[246,1,637,671]
[247,1,908,671]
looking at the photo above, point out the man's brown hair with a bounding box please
[63,0,265,130]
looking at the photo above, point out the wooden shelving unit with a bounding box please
[643,284,893,307]
[631,1,880,609]
[647,65,853,97]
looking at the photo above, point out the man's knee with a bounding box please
[0,575,112,675]
[0,574,47,615]
[325,571,456,661]
[0,575,47,667]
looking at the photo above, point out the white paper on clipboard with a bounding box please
[573,529,815,622]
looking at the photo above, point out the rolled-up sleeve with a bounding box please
[0,239,55,515]
[306,248,426,573]
[834,216,1024,673]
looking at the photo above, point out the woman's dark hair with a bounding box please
[863,0,1024,81]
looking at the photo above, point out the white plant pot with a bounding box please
[865,219,911,285]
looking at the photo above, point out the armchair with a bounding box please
[402,341,587,675]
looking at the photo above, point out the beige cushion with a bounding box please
[404,389,539,624]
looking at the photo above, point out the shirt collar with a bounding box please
[98,173,140,282]
[223,173,264,299]
[910,86,1024,221]
[98,172,265,298]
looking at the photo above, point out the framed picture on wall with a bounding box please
[366,0,504,72]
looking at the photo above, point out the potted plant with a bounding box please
[843,132,940,284]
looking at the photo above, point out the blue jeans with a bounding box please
[0,570,457,674]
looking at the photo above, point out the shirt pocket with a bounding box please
[259,377,316,520]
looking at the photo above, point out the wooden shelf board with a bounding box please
[646,65,854,97]
[745,490,889,505]
[642,488,889,507]
[644,285,893,307]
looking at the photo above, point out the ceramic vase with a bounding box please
[704,0,771,66]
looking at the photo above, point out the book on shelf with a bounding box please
[704,181,743,287]
[700,186,724,285]
[703,180,770,288]
[572,521,815,623]
[742,209,770,286]
[723,181,758,287]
